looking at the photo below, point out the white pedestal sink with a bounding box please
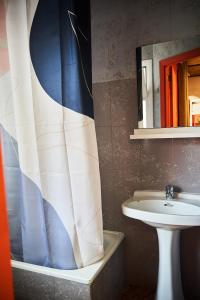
[122,191,200,300]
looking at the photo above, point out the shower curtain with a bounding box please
[0,0,103,269]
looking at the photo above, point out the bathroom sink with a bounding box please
[122,191,200,300]
[122,198,200,229]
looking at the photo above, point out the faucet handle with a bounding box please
[165,185,174,199]
[165,184,174,192]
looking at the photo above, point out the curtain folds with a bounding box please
[0,0,103,269]
[178,62,189,127]
[162,62,189,128]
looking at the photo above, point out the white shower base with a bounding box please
[12,230,123,284]
[12,230,125,300]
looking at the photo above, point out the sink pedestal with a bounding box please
[122,191,200,300]
[156,228,184,300]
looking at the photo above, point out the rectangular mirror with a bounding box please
[136,35,200,129]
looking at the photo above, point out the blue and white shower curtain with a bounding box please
[0,0,103,269]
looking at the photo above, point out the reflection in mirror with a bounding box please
[136,36,200,128]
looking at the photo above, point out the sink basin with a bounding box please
[122,191,200,300]
[122,198,200,229]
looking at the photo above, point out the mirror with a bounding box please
[136,35,200,128]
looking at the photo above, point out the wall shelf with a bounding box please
[130,127,200,139]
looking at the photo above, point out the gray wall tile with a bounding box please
[13,268,55,300]
[110,79,137,128]
[112,126,140,170]
[91,242,125,300]
[171,0,200,40]
[93,82,111,126]
[96,126,112,170]
[181,227,200,300]
[54,279,91,300]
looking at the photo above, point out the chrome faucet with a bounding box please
[165,185,174,200]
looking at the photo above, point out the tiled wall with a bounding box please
[91,0,200,298]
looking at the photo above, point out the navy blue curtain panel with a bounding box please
[30,0,93,118]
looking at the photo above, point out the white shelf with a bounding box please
[130,127,200,139]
